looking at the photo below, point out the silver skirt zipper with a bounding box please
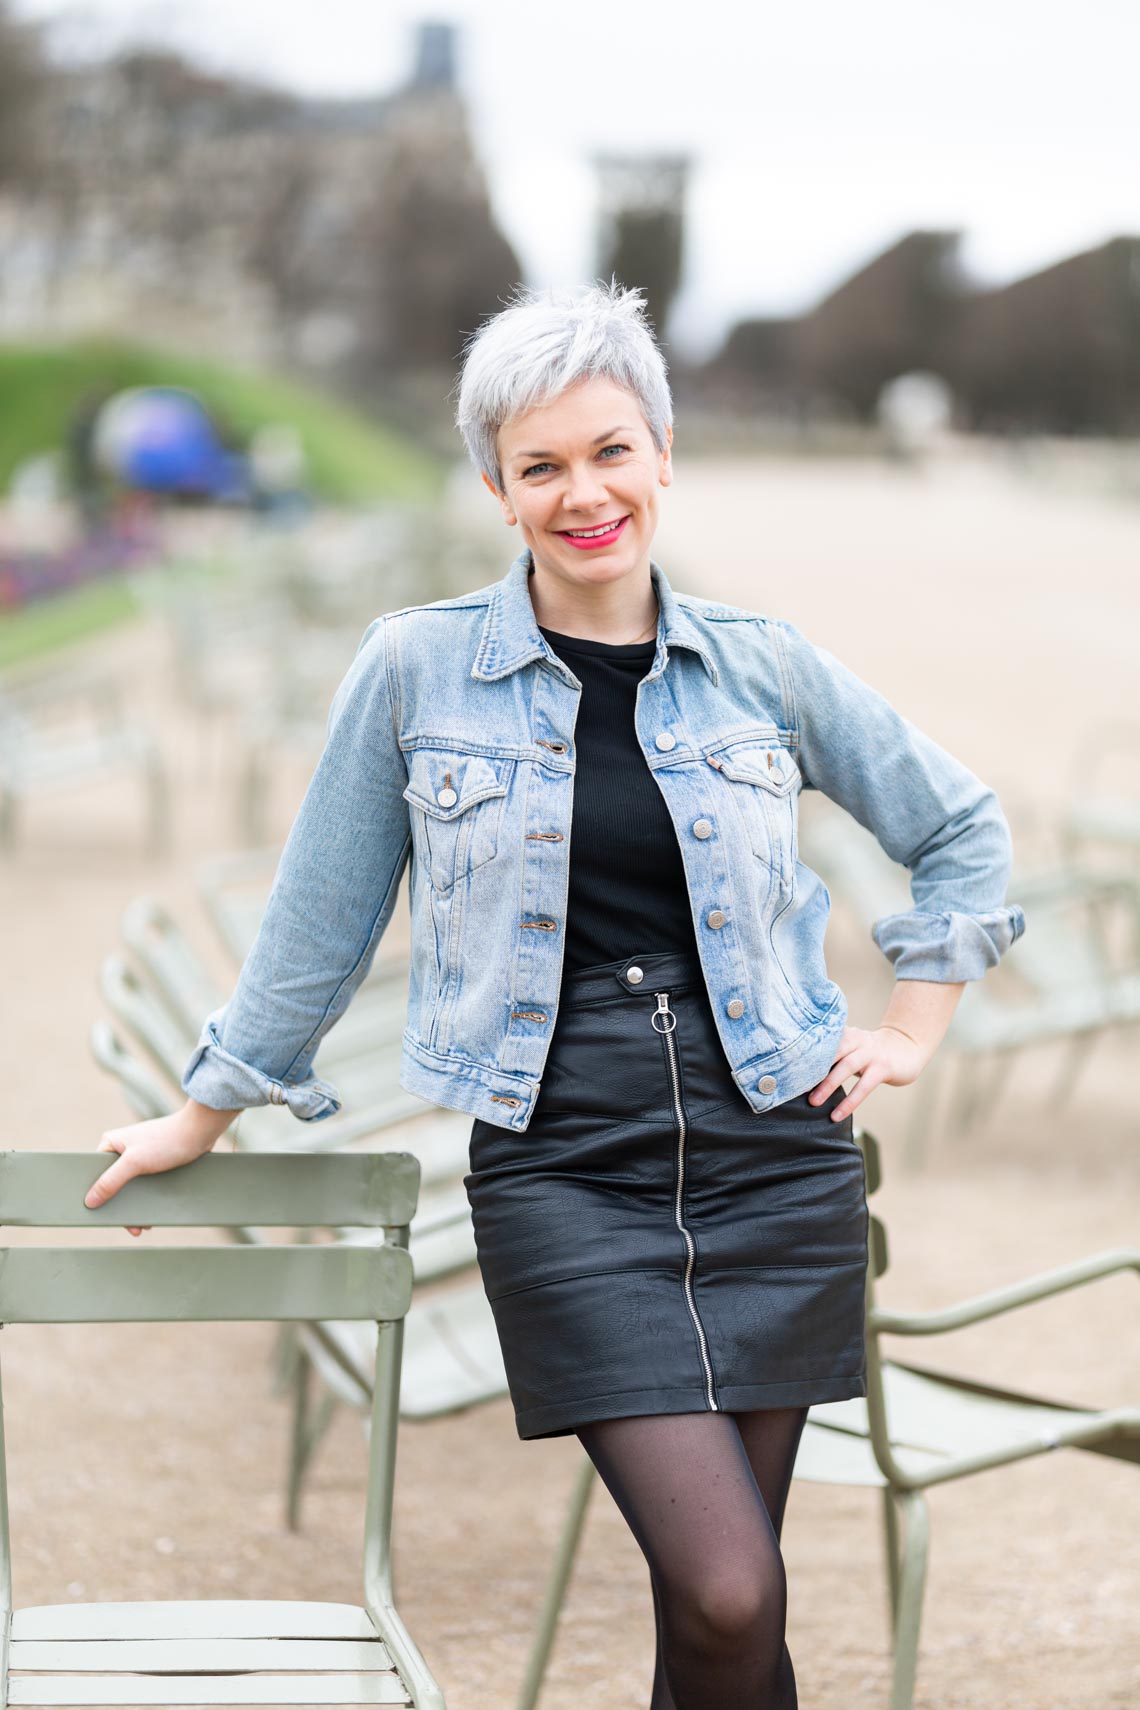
[653,991,719,1411]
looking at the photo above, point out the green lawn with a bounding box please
[0,338,446,666]
[0,339,442,503]
[0,578,141,670]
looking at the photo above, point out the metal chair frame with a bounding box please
[0,1150,445,1708]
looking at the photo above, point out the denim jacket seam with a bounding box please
[382,612,405,744]
[402,1025,535,1092]
[769,620,801,760]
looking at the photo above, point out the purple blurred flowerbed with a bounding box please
[0,515,160,612]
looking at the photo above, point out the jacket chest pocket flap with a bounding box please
[402,750,510,892]
[710,742,800,874]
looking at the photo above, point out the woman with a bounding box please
[87,282,1025,1708]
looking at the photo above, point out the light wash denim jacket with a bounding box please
[182,549,1026,1132]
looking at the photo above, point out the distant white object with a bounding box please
[877,371,955,456]
[248,422,308,493]
[6,452,71,549]
[8,450,66,510]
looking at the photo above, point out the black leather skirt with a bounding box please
[465,949,869,1441]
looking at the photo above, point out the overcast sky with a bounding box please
[15,0,1140,356]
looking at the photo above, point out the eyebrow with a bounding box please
[513,427,633,462]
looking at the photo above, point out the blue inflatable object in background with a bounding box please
[92,387,251,499]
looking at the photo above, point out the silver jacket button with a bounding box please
[436,786,458,807]
[758,1075,778,1094]
[626,965,644,984]
[706,909,726,929]
[655,732,676,751]
[726,998,745,1019]
[692,818,713,839]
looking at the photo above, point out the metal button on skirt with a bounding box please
[464,949,870,1441]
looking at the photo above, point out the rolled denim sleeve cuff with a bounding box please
[180,1015,343,1123]
[871,903,1027,982]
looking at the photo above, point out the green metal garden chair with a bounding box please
[88,1022,479,1291]
[799,801,1140,1164]
[88,1019,485,1536]
[1059,718,1140,869]
[0,669,169,856]
[515,1128,1140,1710]
[0,1149,445,1709]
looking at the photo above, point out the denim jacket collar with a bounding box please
[471,548,720,686]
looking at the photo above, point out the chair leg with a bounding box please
[287,1350,313,1533]
[943,1049,1007,1140]
[271,1323,300,1398]
[881,1485,901,1639]
[889,1489,930,1710]
[145,752,170,857]
[286,1349,340,1532]
[972,1050,1016,1132]
[240,746,266,847]
[515,1452,598,1710]
[1045,1029,1097,1113]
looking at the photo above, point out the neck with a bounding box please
[527,562,659,645]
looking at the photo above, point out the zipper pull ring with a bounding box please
[651,992,676,1034]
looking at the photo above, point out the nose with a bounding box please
[561,460,609,514]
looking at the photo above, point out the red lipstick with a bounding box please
[557,515,630,551]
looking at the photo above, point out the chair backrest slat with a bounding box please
[0,1244,413,1324]
[120,897,224,1038]
[0,1152,419,1228]
[89,1023,173,1122]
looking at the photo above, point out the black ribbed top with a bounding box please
[539,624,700,973]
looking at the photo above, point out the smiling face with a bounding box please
[484,375,673,598]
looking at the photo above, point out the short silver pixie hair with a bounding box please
[454,279,673,492]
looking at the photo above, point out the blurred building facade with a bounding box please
[594,153,691,347]
[0,22,520,391]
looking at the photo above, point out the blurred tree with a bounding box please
[0,2,47,189]
[243,145,325,327]
[949,237,1140,434]
[795,231,964,421]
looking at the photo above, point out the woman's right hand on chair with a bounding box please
[86,1100,240,1235]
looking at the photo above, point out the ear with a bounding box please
[482,470,517,526]
[659,425,674,488]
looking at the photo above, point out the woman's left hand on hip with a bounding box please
[807,1025,929,1122]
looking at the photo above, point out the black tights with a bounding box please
[577,1406,809,1710]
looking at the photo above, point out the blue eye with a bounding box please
[521,444,628,479]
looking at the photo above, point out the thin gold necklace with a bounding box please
[540,603,659,645]
[624,607,659,644]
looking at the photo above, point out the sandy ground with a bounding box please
[1,446,1138,1709]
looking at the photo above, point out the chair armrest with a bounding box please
[869,1247,1139,1336]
